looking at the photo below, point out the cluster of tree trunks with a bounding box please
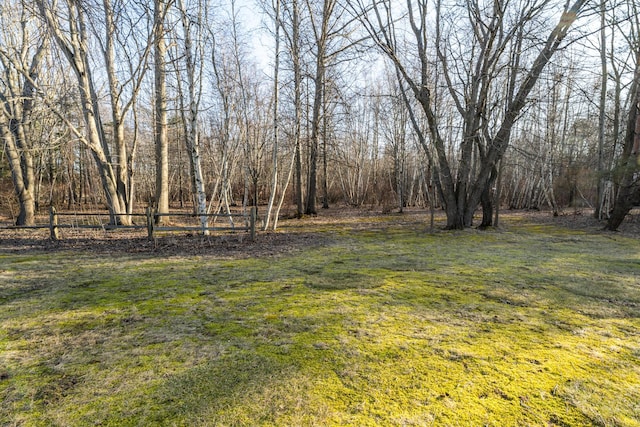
[1,0,638,232]
[355,0,589,229]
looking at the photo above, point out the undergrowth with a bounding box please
[0,214,639,426]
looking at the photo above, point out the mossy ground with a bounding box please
[1,212,639,426]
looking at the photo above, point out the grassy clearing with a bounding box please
[1,213,639,426]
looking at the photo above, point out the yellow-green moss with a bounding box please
[1,214,639,426]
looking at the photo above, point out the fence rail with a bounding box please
[148,208,257,240]
[8,207,257,241]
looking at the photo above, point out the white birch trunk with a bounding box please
[177,0,208,234]
[264,0,281,231]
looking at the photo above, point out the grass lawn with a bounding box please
[1,212,639,426]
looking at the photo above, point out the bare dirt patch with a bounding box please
[0,228,334,258]
[1,206,637,257]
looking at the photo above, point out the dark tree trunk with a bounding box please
[479,165,499,229]
[480,193,493,229]
[606,185,640,231]
[606,49,640,231]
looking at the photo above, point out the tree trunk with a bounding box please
[306,61,323,215]
[293,0,303,218]
[177,0,208,234]
[479,165,498,229]
[101,0,150,224]
[321,97,329,210]
[104,0,130,224]
[37,0,126,225]
[154,0,170,224]
[606,49,640,231]
[1,125,36,225]
[263,0,281,230]
[595,0,608,219]
[305,0,336,215]
[0,64,44,226]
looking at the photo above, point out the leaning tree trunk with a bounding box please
[37,0,129,225]
[606,49,640,231]
[464,0,589,228]
[1,111,36,227]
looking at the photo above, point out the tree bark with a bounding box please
[264,0,281,230]
[104,0,130,223]
[0,124,35,225]
[0,22,46,226]
[356,0,588,229]
[36,0,126,225]
[305,0,336,215]
[306,51,324,215]
[292,0,304,217]
[606,49,640,231]
[176,0,209,234]
[595,0,608,219]
[154,0,170,224]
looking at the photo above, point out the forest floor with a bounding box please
[0,206,639,257]
[1,207,639,426]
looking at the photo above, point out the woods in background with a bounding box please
[0,0,638,230]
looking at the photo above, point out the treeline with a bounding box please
[0,0,638,231]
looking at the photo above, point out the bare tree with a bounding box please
[0,2,48,225]
[208,23,240,222]
[304,0,353,214]
[279,0,304,217]
[154,0,170,224]
[606,46,640,231]
[36,0,132,225]
[97,0,153,222]
[353,0,590,229]
[595,0,608,219]
[174,0,209,234]
[263,0,281,230]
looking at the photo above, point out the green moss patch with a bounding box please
[1,213,639,426]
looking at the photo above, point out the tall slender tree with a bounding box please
[595,0,608,219]
[0,2,48,225]
[263,0,281,230]
[175,0,209,234]
[154,0,170,224]
[280,0,304,217]
[98,0,153,223]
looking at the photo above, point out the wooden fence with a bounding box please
[17,207,257,241]
[148,208,257,241]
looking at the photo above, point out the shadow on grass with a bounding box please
[138,353,304,425]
